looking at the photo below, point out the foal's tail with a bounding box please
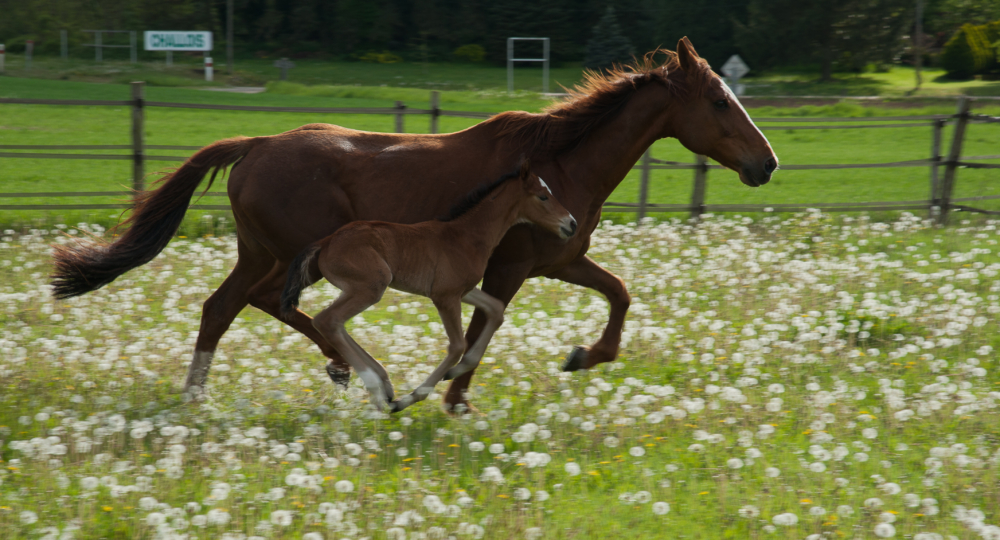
[280,244,322,319]
[51,136,258,299]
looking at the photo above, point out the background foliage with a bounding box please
[1,0,1000,74]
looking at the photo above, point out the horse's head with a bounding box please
[665,38,777,187]
[516,159,577,240]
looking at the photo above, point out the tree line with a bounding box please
[2,0,998,75]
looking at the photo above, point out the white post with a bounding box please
[0,44,5,74]
[542,38,550,94]
[507,38,514,94]
[205,56,213,81]
[60,30,68,60]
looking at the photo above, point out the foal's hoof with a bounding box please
[326,364,351,390]
[442,366,462,381]
[561,346,590,372]
[387,395,413,413]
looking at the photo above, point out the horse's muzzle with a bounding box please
[560,216,578,239]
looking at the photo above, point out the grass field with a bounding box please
[2,77,999,233]
[4,53,1000,97]
[1,213,999,538]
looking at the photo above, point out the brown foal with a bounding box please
[279,162,576,412]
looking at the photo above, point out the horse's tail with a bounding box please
[51,136,257,299]
[280,243,322,319]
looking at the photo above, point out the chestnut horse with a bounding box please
[52,38,776,410]
[280,160,576,412]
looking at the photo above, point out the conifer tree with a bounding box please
[584,6,635,71]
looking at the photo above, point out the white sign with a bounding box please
[721,55,750,81]
[144,31,212,51]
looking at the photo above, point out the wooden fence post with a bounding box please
[928,118,944,218]
[938,97,971,225]
[429,91,440,134]
[131,81,145,195]
[637,148,651,221]
[690,154,708,220]
[394,101,405,133]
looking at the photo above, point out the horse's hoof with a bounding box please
[326,364,351,390]
[562,346,590,372]
[387,400,402,413]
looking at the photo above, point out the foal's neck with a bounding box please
[446,181,523,253]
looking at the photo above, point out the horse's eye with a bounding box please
[714,99,730,111]
[538,195,549,201]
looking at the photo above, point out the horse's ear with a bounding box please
[677,37,699,73]
[518,156,531,180]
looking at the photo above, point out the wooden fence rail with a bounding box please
[2,83,998,224]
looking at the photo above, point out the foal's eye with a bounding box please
[714,99,730,111]
[538,195,549,201]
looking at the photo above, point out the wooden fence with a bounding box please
[2,82,999,224]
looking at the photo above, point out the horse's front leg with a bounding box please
[442,262,532,413]
[546,255,631,371]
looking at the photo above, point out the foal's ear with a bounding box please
[677,37,700,73]
[518,157,532,180]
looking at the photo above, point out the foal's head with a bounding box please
[514,160,577,240]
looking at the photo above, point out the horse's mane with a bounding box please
[438,168,521,222]
[489,48,713,155]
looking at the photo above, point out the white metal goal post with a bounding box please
[507,37,550,94]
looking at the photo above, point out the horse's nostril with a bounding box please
[764,157,778,175]
[569,219,578,234]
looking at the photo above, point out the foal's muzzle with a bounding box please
[559,216,578,239]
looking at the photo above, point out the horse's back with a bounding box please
[224,121,510,261]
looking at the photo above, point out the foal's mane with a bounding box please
[490,48,713,155]
[438,168,521,222]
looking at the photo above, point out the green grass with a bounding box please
[5,53,1000,97]
[745,66,1000,97]
[1,77,999,232]
[0,54,587,93]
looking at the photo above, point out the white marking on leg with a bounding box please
[185,350,214,393]
[357,367,389,409]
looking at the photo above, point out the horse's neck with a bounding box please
[448,182,521,253]
[561,86,675,208]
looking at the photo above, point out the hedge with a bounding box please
[941,22,998,79]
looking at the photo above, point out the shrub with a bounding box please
[941,23,996,79]
[357,51,402,64]
[453,44,486,63]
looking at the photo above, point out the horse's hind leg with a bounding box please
[247,261,354,388]
[184,241,273,395]
[389,295,467,413]
[444,289,505,381]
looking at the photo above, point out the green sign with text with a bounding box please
[144,31,213,51]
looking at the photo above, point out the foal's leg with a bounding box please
[388,296,467,413]
[443,261,533,411]
[443,289,505,381]
[247,261,354,388]
[546,256,631,371]
[312,283,395,410]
